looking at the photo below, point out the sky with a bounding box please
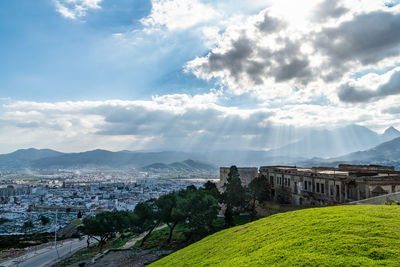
[0,0,400,153]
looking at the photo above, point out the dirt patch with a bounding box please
[234,226,249,232]
[86,248,172,267]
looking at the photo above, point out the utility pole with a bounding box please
[55,209,60,258]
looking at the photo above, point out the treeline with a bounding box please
[80,182,220,249]
[80,166,271,249]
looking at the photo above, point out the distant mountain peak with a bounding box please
[382,126,400,140]
[384,126,399,134]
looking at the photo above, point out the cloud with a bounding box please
[338,68,400,103]
[2,88,400,153]
[311,0,349,22]
[315,11,400,66]
[186,9,317,98]
[141,0,220,31]
[383,106,400,114]
[0,95,279,152]
[53,0,102,19]
[184,0,400,103]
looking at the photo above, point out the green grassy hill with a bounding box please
[151,205,400,266]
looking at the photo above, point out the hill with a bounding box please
[32,150,200,169]
[322,137,400,168]
[141,159,217,173]
[0,149,200,169]
[0,148,64,169]
[152,205,400,266]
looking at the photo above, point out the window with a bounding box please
[321,184,325,194]
[288,178,291,187]
[304,181,308,190]
[316,183,320,193]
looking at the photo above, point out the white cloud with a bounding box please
[141,0,220,31]
[2,88,400,153]
[53,0,102,19]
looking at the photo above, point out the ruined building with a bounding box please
[219,164,400,206]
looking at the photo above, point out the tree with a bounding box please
[39,215,50,225]
[203,181,220,200]
[172,187,219,241]
[81,211,131,250]
[22,220,34,230]
[221,166,247,226]
[185,189,219,240]
[112,211,132,234]
[131,201,160,247]
[156,192,184,243]
[247,175,270,218]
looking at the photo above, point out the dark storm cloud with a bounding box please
[338,70,400,103]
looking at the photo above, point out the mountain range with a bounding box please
[265,125,400,158]
[331,136,400,165]
[0,149,201,170]
[1,125,400,170]
[298,136,400,169]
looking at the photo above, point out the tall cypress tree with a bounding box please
[221,165,246,226]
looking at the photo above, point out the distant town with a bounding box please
[0,168,216,235]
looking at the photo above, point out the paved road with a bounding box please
[2,238,95,267]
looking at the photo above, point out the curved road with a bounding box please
[2,238,95,267]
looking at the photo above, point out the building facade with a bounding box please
[220,164,400,206]
[219,167,258,191]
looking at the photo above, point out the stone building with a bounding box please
[219,164,400,206]
[219,167,258,191]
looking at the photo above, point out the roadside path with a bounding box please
[121,225,167,249]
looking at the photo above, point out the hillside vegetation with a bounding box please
[152,205,400,266]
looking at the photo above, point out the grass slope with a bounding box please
[151,205,400,266]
